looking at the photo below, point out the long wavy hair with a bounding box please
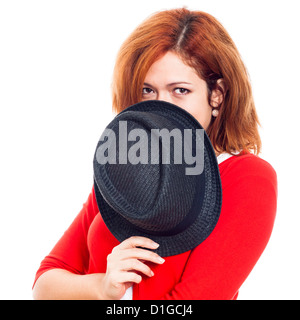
[111,8,261,155]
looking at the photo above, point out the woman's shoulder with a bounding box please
[218,151,277,188]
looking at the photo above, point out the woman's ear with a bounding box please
[210,79,226,108]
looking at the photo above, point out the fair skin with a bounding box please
[142,51,223,131]
[33,51,223,300]
[33,236,164,300]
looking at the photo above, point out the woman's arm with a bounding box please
[160,155,277,300]
[32,188,105,300]
[33,185,164,300]
[33,269,105,300]
[33,236,163,300]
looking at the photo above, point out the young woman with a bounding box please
[33,8,277,300]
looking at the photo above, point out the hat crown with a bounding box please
[93,100,222,256]
[94,110,198,234]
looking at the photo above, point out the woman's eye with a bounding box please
[142,87,154,94]
[174,88,190,95]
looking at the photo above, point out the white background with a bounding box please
[0,0,299,300]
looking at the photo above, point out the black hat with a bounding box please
[93,100,222,257]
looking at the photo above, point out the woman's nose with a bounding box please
[156,92,173,104]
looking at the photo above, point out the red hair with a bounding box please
[112,8,261,154]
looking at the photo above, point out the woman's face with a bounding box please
[142,51,217,130]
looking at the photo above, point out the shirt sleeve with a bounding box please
[33,187,99,287]
[160,155,278,300]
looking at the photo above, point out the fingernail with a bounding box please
[150,271,154,277]
[158,257,165,264]
[151,242,160,249]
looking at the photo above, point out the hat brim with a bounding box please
[94,100,222,257]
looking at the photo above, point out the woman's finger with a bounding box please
[121,259,154,277]
[118,247,165,265]
[114,271,143,285]
[116,236,159,251]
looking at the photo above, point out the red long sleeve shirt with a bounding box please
[33,152,277,299]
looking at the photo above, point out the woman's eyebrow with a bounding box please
[143,82,193,87]
[167,82,193,86]
[143,82,154,87]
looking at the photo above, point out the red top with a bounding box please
[33,153,277,299]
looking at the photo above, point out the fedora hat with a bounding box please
[93,100,222,257]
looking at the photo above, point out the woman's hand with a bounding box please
[100,236,165,300]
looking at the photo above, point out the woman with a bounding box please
[33,8,277,300]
